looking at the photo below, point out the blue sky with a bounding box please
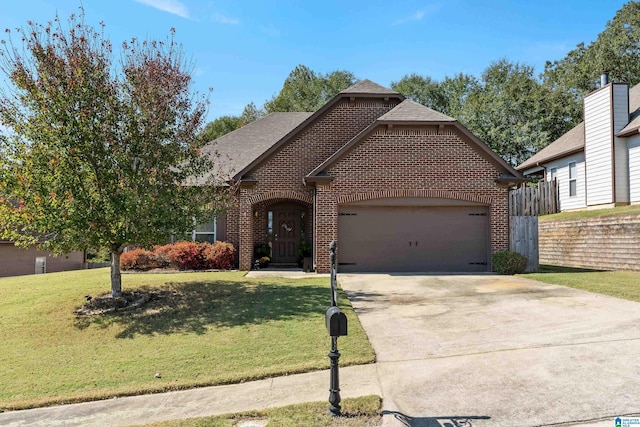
[0,0,630,122]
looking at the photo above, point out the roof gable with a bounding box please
[231,80,404,180]
[307,101,521,180]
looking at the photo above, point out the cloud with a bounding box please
[393,5,441,25]
[134,0,190,19]
[213,13,240,25]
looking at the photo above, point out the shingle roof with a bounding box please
[377,99,456,122]
[340,79,400,95]
[198,112,312,183]
[517,83,640,171]
[517,122,585,171]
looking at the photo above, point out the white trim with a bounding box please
[193,217,217,242]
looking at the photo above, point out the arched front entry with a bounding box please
[254,200,312,266]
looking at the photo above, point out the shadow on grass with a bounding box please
[74,280,329,339]
[531,265,607,274]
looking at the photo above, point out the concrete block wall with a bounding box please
[539,214,640,271]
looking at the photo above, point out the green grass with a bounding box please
[540,204,640,222]
[140,395,382,427]
[521,265,640,302]
[0,269,374,410]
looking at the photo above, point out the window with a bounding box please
[568,162,577,197]
[193,218,217,243]
[549,167,557,182]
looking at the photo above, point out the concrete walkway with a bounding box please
[0,365,380,427]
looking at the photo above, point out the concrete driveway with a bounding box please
[338,273,640,427]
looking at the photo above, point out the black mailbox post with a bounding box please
[327,241,347,417]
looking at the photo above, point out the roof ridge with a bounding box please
[377,99,456,122]
[340,79,400,95]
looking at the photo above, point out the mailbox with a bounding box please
[325,306,348,337]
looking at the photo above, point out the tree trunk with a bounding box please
[111,247,123,297]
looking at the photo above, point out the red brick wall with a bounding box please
[251,99,400,191]
[224,204,240,249]
[314,125,509,272]
[235,97,399,270]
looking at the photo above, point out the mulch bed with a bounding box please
[74,289,184,317]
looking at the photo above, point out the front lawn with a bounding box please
[140,395,382,427]
[0,269,374,410]
[540,204,640,222]
[522,265,640,302]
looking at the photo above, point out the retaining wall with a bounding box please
[539,214,640,271]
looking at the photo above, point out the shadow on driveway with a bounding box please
[384,411,491,427]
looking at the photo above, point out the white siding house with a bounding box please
[518,76,640,211]
[584,87,614,206]
[544,153,586,211]
[613,84,630,204]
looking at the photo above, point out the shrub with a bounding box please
[120,249,160,271]
[254,243,270,258]
[154,241,237,270]
[492,250,528,275]
[203,242,237,270]
[155,241,207,270]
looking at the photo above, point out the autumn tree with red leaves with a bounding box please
[0,10,231,296]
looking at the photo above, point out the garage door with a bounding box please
[337,205,489,273]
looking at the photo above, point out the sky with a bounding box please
[0,0,631,123]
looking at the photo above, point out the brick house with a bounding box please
[202,80,523,273]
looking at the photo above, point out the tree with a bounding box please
[391,72,479,120]
[544,1,640,100]
[464,59,578,166]
[391,73,447,112]
[200,115,243,142]
[199,102,265,143]
[240,101,265,124]
[264,65,356,113]
[0,11,231,296]
[392,61,578,166]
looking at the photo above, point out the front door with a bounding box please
[272,207,301,263]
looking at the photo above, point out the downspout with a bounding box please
[537,162,547,181]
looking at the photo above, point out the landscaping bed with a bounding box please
[0,269,374,410]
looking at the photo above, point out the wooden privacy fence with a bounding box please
[510,216,539,272]
[509,180,559,216]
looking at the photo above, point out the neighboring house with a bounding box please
[202,80,523,273]
[517,74,640,211]
[0,240,85,278]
